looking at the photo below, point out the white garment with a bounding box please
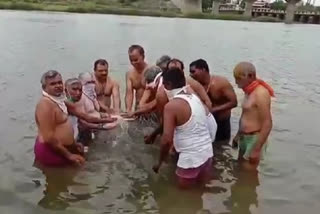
[69,115,79,140]
[173,93,215,169]
[206,113,217,142]
[83,83,97,101]
[146,72,163,89]
[42,90,68,114]
[164,85,188,100]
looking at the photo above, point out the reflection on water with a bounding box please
[1,10,320,214]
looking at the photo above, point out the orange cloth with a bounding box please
[243,79,275,97]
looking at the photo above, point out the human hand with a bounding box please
[152,163,161,174]
[68,154,85,166]
[121,111,135,118]
[249,147,261,164]
[103,122,117,130]
[75,142,84,154]
[144,134,156,145]
[232,134,240,148]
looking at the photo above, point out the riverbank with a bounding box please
[0,1,282,22]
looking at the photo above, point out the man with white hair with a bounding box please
[78,72,118,129]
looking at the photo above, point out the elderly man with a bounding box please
[153,67,217,188]
[156,55,171,72]
[93,59,121,114]
[65,78,118,137]
[125,45,149,113]
[233,62,273,167]
[78,72,118,129]
[34,70,85,166]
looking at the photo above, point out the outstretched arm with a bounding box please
[153,103,176,173]
[65,101,116,124]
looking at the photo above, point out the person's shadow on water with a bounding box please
[212,144,259,214]
[34,162,91,210]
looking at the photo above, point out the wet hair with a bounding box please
[128,45,145,56]
[144,66,162,84]
[94,59,108,71]
[40,70,61,89]
[167,58,184,71]
[163,68,186,89]
[156,55,171,69]
[189,59,209,72]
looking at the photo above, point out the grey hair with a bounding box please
[65,78,81,87]
[40,70,61,89]
[78,72,93,84]
[156,55,171,69]
[144,65,162,84]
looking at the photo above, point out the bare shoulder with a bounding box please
[126,70,134,79]
[109,77,119,88]
[36,97,55,115]
[253,86,271,104]
[164,99,180,112]
[213,75,232,88]
[156,87,168,102]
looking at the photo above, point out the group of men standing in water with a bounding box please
[34,44,273,188]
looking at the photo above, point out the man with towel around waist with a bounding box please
[34,70,85,167]
[152,67,217,188]
[233,62,274,168]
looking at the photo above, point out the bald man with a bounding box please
[233,62,274,168]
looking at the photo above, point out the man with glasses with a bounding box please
[189,59,237,144]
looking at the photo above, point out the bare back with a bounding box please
[35,97,74,146]
[240,86,271,133]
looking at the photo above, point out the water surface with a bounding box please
[0,10,320,214]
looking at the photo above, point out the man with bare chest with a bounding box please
[233,62,273,168]
[93,59,120,114]
[34,71,85,167]
[189,59,237,143]
[125,45,148,113]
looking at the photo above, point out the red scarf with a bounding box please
[243,79,275,97]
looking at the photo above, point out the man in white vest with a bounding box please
[153,67,217,188]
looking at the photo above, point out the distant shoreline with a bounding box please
[0,1,282,23]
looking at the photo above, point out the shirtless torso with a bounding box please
[36,97,74,146]
[95,76,120,113]
[207,75,237,121]
[240,86,271,134]
[125,65,148,112]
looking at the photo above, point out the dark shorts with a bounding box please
[214,116,231,142]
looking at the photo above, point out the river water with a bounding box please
[0,10,320,214]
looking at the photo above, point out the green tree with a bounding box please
[270,0,287,10]
[202,0,213,10]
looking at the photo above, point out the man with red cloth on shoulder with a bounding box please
[233,62,274,169]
